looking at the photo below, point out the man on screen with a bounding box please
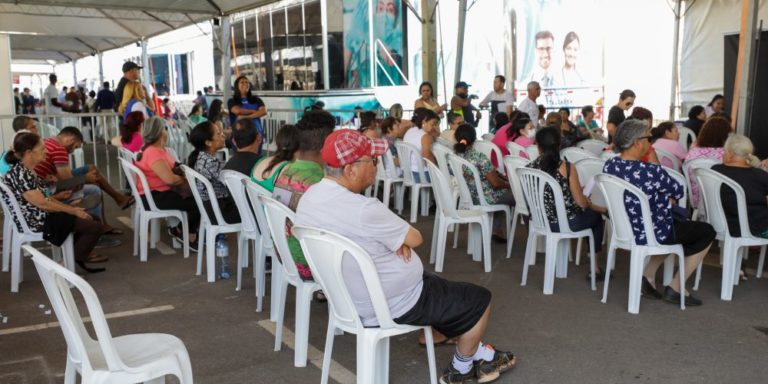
[529,30,555,87]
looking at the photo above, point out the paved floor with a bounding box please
[1,157,767,383]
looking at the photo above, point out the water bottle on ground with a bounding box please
[215,234,231,279]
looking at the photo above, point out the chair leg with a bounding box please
[506,211,519,259]
[435,219,448,273]
[206,229,216,283]
[521,232,537,286]
[575,238,582,266]
[678,253,687,310]
[320,319,336,384]
[733,247,744,287]
[543,239,559,295]
[10,238,22,292]
[409,187,419,223]
[140,217,150,262]
[588,235,596,291]
[720,244,735,301]
[356,333,377,384]
[662,255,675,287]
[430,214,440,265]
[423,328,438,384]
[757,245,766,278]
[274,280,289,351]
[382,181,391,209]
[64,356,77,384]
[236,234,246,291]
[601,245,616,303]
[180,213,189,259]
[482,219,492,273]
[270,265,282,322]
[132,213,140,256]
[294,284,314,367]
[627,251,644,314]
[3,218,12,272]
[375,337,390,384]
[255,240,266,313]
[555,240,569,279]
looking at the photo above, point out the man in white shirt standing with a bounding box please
[44,74,66,128]
[479,75,515,131]
[295,129,517,384]
[517,81,541,127]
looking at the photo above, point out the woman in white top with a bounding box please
[402,107,440,183]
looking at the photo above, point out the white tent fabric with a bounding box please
[0,0,276,62]
[680,0,768,110]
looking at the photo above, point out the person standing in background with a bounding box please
[13,88,22,114]
[517,81,541,127]
[115,61,142,109]
[479,75,515,132]
[22,88,36,114]
[606,89,635,144]
[451,81,481,128]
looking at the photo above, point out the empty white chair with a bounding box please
[259,195,321,368]
[505,141,528,159]
[29,246,193,384]
[292,225,437,384]
[516,168,597,294]
[694,168,768,300]
[0,180,74,292]
[394,141,432,223]
[220,170,270,300]
[654,147,681,171]
[182,165,242,283]
[678,126,696,150]
[448,153,511,267]
[596,173,686,313]
[578,139,609,156]
[561,147,597,163]
[473,140,505,175]
[502,156,530,258]
[119,158,190,262]
[427,161,492,272]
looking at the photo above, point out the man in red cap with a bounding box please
[295,129,516,384]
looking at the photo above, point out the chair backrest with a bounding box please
[395,141,429,185]
[595,173,661,247]
[678,126,696,150]
[220,170,258,233]
[181,165,229,226]
[682,157,718,209]
[505,141,527,159]
[664,167,687,209]
[515,167,573,233]
[561,147,597,163]
[600,150,618,160]
[292,225,398,330]
[243,178,275,248]
[502,155,529,216]
[447,153,488,208]
[694,168,751,238]
[525,146,540,161]
[427,161,459,218]
[473,140,505,175]
[380,148,402,180]
[0,179,34,234]
[29,245,124,375]
[573,158,607,207]
[258,195,303,283]
[436,136,454,147]
[577,139,609,156]
[119,158,159,212]
[481,133,495,141]
[431,143,454,184]
[654,147,681,171]
[117,147,137,162]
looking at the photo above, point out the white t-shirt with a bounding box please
[295,179,424,326]
[517,98,539,127]
[44,84,62,115]
[480,90,515,116]
[402,127,427,172]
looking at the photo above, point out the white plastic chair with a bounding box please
[678,126,696,150]
[600,150,619,160]
[259,195,321,368]
[561,147,597,163]
[596,173,687,313]
[243,180,283,321]
[502,156,530,258]
[182,165,242,283]
[220,171,270,301]
[660,168,698,288]
[525,146,540,161]
[29,246,193,384]
[654,147,681,171]
[694,168,768,300]
[505,141,528,160]
[517,168,597,294]
[120,158,190,262]
[376,150,404,210]
[573,158,608,265]
[292,225,438,384]
[0,180,74,292]
[474,140,506,175]
[448,153,511,267]
[682,157,719,221]
[578,139,609,156]
[394,141,432,223]
[481,133,495,141]
[427,162,492,272]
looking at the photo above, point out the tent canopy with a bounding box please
[0,0,275,63]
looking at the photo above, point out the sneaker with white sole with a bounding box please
[439,365,476,384]
[474,349,516,383]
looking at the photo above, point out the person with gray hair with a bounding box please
[517,81,541,127]
[134,116,200,250]
[712,134,768,242]
[603,119,715,306]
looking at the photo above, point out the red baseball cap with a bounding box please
[322,129,388,168]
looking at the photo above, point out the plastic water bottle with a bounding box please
[215,234,231,279]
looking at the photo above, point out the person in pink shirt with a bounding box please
[491,112,536,167]
[651,121,688,168]
[684,117,731,208]
[111,111,145,152]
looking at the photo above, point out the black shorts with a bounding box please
[393,272,491,339]
[660,220,715,256]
